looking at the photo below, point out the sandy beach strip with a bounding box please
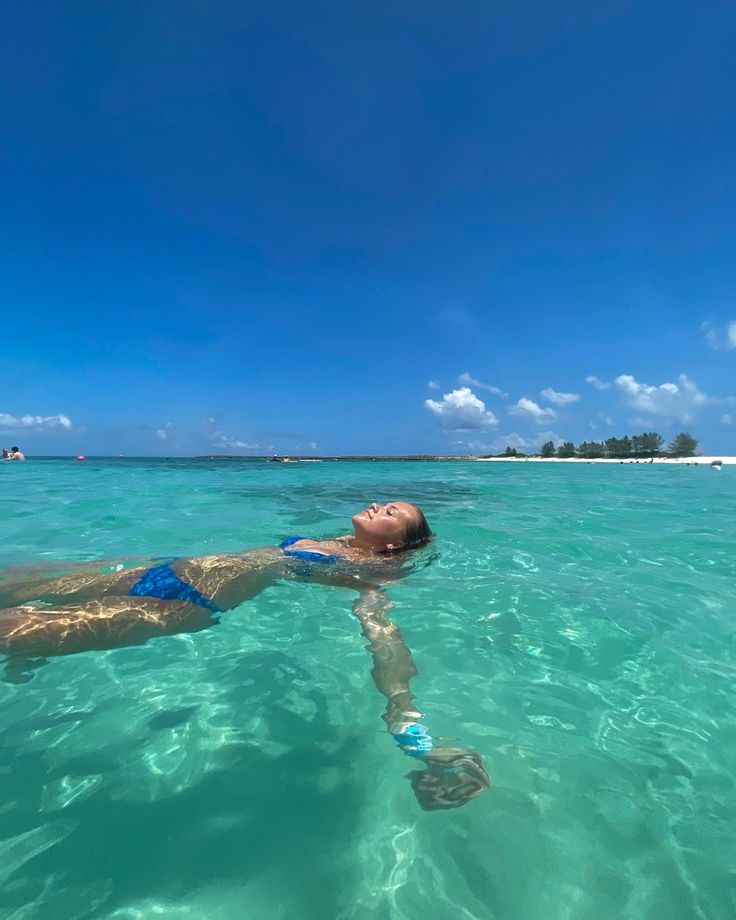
[474,456,734,465]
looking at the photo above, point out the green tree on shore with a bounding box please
[631,432,664,457]
[668,432,698,457]
[604,436,632,458]
[543,430,691,460]
[540,440,555,458]
[577,440,605,459]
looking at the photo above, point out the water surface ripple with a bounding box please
[1,459,734,919]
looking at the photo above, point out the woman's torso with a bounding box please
[0,537,391,610]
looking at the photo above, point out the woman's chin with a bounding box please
[352,512,370,530]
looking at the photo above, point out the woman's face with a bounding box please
[352,501,420,549]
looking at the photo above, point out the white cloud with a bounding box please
[702,320,736,351]
[702,321,719,350]
[536,430,562,447]
[588,410,613,428]
[585,375,611,391]
[615,374,709,423]
[0,412,72,432]
[458,373,508,399]
[494,432,533,451]
[427,380,440,391]
[425,387,499,430]
[456,430,562,454]
[721,414,733,425]
[540,387,580,406]
[508,397,556,423]
[211,431,259,450]
[308,441,317,450]
[156,422,172,441]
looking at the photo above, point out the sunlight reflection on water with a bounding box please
[1,460,735,919]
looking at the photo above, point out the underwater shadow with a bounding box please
[1,649,372,920]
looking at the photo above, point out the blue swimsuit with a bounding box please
[129,563,220,613]
[279,536,342,564]
[128,538,341,610]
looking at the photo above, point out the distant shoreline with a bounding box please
[201,454,733,464]
[12,454,734,464]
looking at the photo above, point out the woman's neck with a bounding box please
[347,534,393,554]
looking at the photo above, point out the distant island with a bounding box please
[193,431,731,464]
[195,454,472,461]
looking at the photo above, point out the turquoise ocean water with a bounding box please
[1,458,734,919]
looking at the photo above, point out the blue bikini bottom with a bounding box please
[279,536,342,564]
[129,563,219,612]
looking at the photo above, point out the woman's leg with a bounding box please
[0,566,146,608]
[0,596,217,658]
[0,547,287,611]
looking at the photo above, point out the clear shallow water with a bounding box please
[1,458,735,920]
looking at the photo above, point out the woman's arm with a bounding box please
[352,588,490,810]
[351,588,424,739]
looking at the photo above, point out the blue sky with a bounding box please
[2,0,735,455]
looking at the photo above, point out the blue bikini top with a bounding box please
[279,536,342,564]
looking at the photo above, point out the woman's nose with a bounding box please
[371,502,379,512]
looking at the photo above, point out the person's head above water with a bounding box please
[352,501,433,553]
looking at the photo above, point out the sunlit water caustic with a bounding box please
[1,458,734,919]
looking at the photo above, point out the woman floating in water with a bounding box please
[0,501,489,810]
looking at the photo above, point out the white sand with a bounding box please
[474,455,734,465]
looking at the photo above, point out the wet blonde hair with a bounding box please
[398,503,433,551]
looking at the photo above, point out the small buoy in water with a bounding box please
[76,455,86,461]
